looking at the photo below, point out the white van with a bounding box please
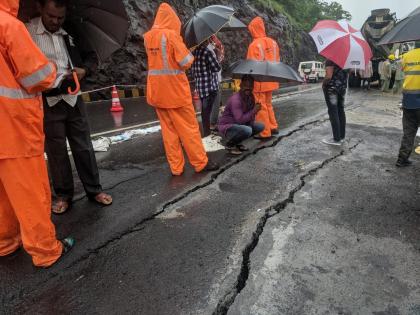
[298,61,326,83]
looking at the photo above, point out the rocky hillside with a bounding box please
[85,0,318,89]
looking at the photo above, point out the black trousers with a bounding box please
[398,108,420,161]
[324,90,346,141]
[200,91,218,137]
[43,97,102,201]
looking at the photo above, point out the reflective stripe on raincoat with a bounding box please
[144,3,194,108]
[0,0,56,159]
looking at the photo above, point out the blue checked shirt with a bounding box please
[191,45,221,98]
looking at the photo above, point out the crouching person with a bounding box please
[218,75,264,155]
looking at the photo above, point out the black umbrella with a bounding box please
[379,6,420,45]
[220,16,247,31]
[19,0,129,62]
[182,5,235,48]
[231,60,303,83]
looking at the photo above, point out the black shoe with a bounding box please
[200,161,220,172]
[226,146,242,155]
[395,159,412,167]
[271,128,279,135]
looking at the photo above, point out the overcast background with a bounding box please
[326,0,419,28]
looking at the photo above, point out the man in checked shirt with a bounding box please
[191,38,222,137]
[27,0,112,214]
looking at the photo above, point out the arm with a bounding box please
[204,49,221,73]
[7,21,56,94]
[247,42,261,60]
[173,34,194,70]
[323,66,334,88]
[231,96,257,124]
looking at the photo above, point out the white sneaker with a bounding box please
[322,138,342,146]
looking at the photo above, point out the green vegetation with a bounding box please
[256,0,352,31]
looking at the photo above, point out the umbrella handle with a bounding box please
[68,70,81,95]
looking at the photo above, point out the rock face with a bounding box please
[85,0,318,89]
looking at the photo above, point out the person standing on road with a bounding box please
[191,38,222,137]
[382,55,393,92]
[27,0,112,214]
[0,0,73,267]
[393,57,404,94]
[208,34,225,134]
[247,17,280,139]
[321,59,349,146]
[144,3,219,176]
[218,75,264,155]
[396,44,420,167]
[359,60,373,90]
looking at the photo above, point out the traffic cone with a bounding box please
[192,90,201,111]
[110,85,124,112]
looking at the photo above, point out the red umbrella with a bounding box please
[309,20,372,69]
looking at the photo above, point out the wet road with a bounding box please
[1,87,419,315]
[86,84,314,135]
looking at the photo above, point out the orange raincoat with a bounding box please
[0,0,63,267]
[144,3,208,175]
[247,17,280,137]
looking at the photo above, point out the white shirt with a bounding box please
[26,17,79,107]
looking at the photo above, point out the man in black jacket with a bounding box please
[27,0,112,214]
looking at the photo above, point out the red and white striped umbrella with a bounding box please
[309,20,372,70]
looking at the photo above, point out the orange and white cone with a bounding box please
[110,85,124,112]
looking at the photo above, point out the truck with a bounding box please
[353,8,397,86]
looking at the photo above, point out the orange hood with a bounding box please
[0,0,19,17]
[248,17,266,39]
[152,2,182,34]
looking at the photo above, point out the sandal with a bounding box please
[236,144,249,152]
[61,237,75,254]
[52,198,72,215]
[226,147,242,155]
[90,192,113,206]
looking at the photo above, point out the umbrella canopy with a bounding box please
[310,20,372,70]
[379,6,420,45]
[231,60,303,83]
[220,16,246,31]
[19,0,129,62]
[182,5,235,48]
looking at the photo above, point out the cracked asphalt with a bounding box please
[1,87,419,315]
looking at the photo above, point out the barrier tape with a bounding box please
[81,79,237,103]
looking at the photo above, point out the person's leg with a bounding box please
[0,156,63,267]
[324,90,341,141]
[66,98,103,198]
[251,122,265,136]
[398,109,418,162]
[156,108,186,175]
[0,176,21,256]
[265,91,279,131]
[210,89,222,131]
[225,125,253,146]
[170,104,209,172]
[44,101,74,201]
[201,92,217,137]
[337,93,346,140]
[254,92,271,138]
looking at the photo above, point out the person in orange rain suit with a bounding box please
[144,3,219,175]
[0,0,73,267]
[247,17,281,139]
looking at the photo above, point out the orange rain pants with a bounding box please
[254,91,278,137]
[0,156,62,267]
[156,104,208,175]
